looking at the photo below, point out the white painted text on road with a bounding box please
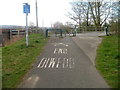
[54,48,67,54]
[37,57,75,69]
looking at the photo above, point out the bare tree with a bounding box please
[53,22,63,29]
[80,2,90,26]
[67,0,92,33]
[109,1,119,34]
[29,22,35,32]
[88,1,112,26]
[62,22,74,33]
[68,1,83,26]
[68,0,112,27]
[29,22,35,27]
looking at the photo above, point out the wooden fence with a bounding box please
[0,29,26,46]
[77,26,104,33]
[0,28,42,46]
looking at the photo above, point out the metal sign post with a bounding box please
[23,3,30,47]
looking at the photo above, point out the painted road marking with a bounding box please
[48,58,56,68]
[44,58,50,68]
[40,58,47,68]
[70,58,75,68]
[25,75,40,88]
[56,58,61,68]
[54,43,69,47]
[63,58,65,68]
[54,48,57,54]
[37,57,45,68]
[54,48,67,54]
[37,57,75,69]
[63,49,67,54]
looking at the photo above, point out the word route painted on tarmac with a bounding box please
[37,57,75,69]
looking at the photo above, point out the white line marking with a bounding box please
[54,48,68,54]
[69,58,75,68]
[72,58,75,68]
[37,57,45,68]
[54,43,69,47]
[63,49,67,54]
[56,58,61,68]
[66,58,69,68]
[32,76,40,88]
[54,43,57,46]
[69,58,72,68]
[59,43,68,47]
[26,77,32,82]
[54,48,57,54]
[38,57,75,69]
[66,44,68,47]
[34,76,39,82]
[44,58,50,68]
[40,58,47,68]
[63,58,65,68]
[48,58,56,68]
[40,58,49,68]
[58,49,63,54]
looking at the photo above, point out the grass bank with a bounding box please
[2,34,49,88]
[96,35,118,88]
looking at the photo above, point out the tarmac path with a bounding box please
[19,32,109,88]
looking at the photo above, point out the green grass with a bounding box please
[2,34,49,88]
[96,35,119,88]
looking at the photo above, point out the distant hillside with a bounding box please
[0,25,25,29]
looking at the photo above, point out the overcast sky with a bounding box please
[0,0,73,27]
[0,0,118,27]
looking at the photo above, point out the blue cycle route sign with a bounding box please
[23,3,30,47]
[23,4,30,14]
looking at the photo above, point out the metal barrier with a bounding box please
[45,28,63,38]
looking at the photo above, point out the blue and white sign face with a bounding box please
[23,4,30,14]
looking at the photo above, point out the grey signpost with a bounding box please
[23,3,30,47]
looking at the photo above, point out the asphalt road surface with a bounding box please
[19,33,109,88]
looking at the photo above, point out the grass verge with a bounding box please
[96,35,118,88]
[2,34,49,88]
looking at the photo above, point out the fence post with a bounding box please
[10,29,12,40]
